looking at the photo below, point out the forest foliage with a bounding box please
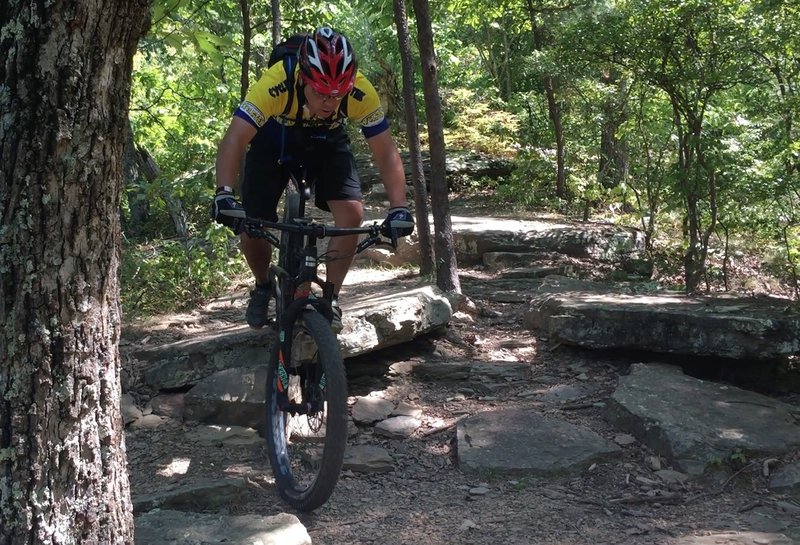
[123,0,800,316]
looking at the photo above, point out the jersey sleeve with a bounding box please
[233,62,295,128]
[347,72,390,139]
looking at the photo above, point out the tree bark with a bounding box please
[0,0,149,543]
[392,0,434,276]
[411,0,461,293]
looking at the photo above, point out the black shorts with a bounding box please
[241,120,362,221]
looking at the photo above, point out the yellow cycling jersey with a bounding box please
[234,61,389,138]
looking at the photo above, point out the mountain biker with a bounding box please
[212,26,414,332]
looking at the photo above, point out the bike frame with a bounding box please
[241,172,391,412]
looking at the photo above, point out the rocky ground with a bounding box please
[124,260,800,544]
[123,193,800,544]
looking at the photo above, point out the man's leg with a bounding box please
[241,234,272,286]
[240,128,285,328]
[325,199,363,294]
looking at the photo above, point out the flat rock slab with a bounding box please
[673,532,795,545]
[127,284,451,392]
[449,216,645,265]
[525,276,800,360]
[391,360,531,395]
[606,363,800,475]
[135,510,311,545]
[457,408,620,477]
[132,478,249,515]
[139,328,271,391]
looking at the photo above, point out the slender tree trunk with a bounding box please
[239,0,251,100]
[598,68,629,190]
[0,0,149,543]
[411,0,461,293]
[392,0,434,276]
[528,7,567,199]
[545,78,567,198]
[271,0,281,46]
[674,104,716,295]
[123,121,150,235]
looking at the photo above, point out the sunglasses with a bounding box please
[309,87,345,104]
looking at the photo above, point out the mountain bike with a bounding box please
[240,173,406,512]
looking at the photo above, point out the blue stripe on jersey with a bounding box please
[361,118,390,139]
[234,108,261,129]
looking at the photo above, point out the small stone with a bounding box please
[645,456,662,471]
[120,393,143,425]
[130,414,165,429]
[343,445,394,473]
[469,486,490,496]
[459,519,478,531]
[655,469,690,484]
[352,397,394,424]
[392,402,423,419]
[185,425,262,447]
[516,390,540,398]
[614,434,637,446]
[375,416,420,439]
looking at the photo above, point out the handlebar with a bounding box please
[239,216,396,252]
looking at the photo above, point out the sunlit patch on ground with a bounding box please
[157,457,191,477]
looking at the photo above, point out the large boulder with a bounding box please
[606,363,800,475]
[525,276,800,360]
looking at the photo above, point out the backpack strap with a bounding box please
[281,55,306,129]
[281,55,296,119]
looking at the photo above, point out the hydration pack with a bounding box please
[268,34,309,119]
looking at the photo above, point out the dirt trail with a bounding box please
[125,263,799,545]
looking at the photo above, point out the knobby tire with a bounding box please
[279,190,303,277]
[264,310,348,511]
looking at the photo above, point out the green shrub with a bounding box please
[120,224,247,317]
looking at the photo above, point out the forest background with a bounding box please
[123,0,800,317]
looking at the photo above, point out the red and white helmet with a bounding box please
[299,27,357,97]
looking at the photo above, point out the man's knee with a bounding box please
[329,199,363,227]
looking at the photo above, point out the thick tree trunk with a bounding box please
[392,0,434,276]
[411,0,461,293]
[0,0,149,543]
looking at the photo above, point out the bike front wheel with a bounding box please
[264,309,348,511]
